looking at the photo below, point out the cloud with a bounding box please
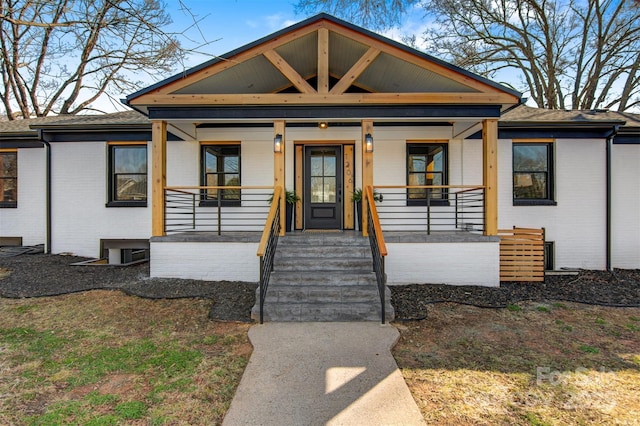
[265,13,291,30]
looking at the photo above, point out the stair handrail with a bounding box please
[256,185,282,323]
[365,185,388,323]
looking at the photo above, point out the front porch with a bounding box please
[150,229,500,286]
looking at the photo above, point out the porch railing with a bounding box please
[372,185,485,233]
[365,186,388,324]
[256,186,282,324]
[164,186,274,234]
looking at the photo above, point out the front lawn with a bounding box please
[393,302,640,425]
[0,290,251,425]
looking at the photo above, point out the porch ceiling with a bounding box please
[172,29,478,96]
[126,14,520,112]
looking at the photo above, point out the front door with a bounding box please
[304,146,342,229]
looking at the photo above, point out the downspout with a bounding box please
[605,125,619,272]
[38,130,52,254]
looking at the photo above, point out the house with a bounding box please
[1,14,638,304]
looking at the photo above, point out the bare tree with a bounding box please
[297,0,640,112]
[295,0,420,30]
[0,0,194,119]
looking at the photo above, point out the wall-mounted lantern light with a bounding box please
[319,121,328,129]
[365,133,374,153]
[274,134,283,153]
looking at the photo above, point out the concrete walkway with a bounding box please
[223,323,426,426]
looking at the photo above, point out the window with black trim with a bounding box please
[201,145,240,205]
[407,143,448,205]
[513,143,554,204]
[107,144,147,207]
[0,150,17,208]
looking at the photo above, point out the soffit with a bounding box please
[171,27,479,96]
[175,55,289,95]
[127,14,520,109]
[357,52,477,93]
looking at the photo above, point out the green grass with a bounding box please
[524,412,552,426]
[507,304,522,312]
[0,292,251,425]
[536,306,550,312]
[578,344,599,354]
[85,391,120,406]
[114,401,147,419]
[63,339,202,387]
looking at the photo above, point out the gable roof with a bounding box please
[125,13,521,112]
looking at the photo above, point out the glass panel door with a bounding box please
[304,146,342,229]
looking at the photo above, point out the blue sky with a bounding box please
[100,0,433,111]
[166,1,302,66]
[163,1,430,69]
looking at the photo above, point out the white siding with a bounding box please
[0,148,47,246]
[372,126,460,186]
[386,241,500,286]
[195,128,274,187]
[498,138,607,269]
[167,139,199,186]
[611,144,640,268]
[150,241,259,281]
[50,142,152,257]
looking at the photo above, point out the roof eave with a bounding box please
[500,120,625,128]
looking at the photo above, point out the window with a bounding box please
[513,142,554,204]
[107,144,147,207]
[544,241,555,271]
[0,150,17,208]
[407,143,448,205]
[201,144,240,205]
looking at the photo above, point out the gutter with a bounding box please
[605,125,620,272]
[38,130,52,254]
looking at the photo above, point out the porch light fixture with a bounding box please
[319,121,328,129]
[365,133,374,152]
[274,134,283,153]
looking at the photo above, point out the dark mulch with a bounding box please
[0,254,257,322]
[392,269,640,320]
[1,254,639,322]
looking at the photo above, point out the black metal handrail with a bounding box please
[256,186,282,324]
[164,186,273,234]
[365,186,388,324]
[372,185,485,233]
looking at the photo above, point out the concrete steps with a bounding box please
[251,232,394,322]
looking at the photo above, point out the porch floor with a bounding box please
[151,230,497,243]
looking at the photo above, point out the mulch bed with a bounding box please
[0,254,257,322]
[1,254,639,322]
[391,270,640,320]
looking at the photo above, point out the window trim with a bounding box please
[406,141,449,207]
[512,140,556,206]
[106,142,148,208]
[200,142,241,207]
[0,149,18,208]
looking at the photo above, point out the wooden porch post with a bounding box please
[362,120,373,236]
[483,119,498,236]
[274,120,286,236]
[152,120,167,236]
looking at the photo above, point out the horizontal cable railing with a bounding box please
[372,185,485,234]
[164,186,274,234]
